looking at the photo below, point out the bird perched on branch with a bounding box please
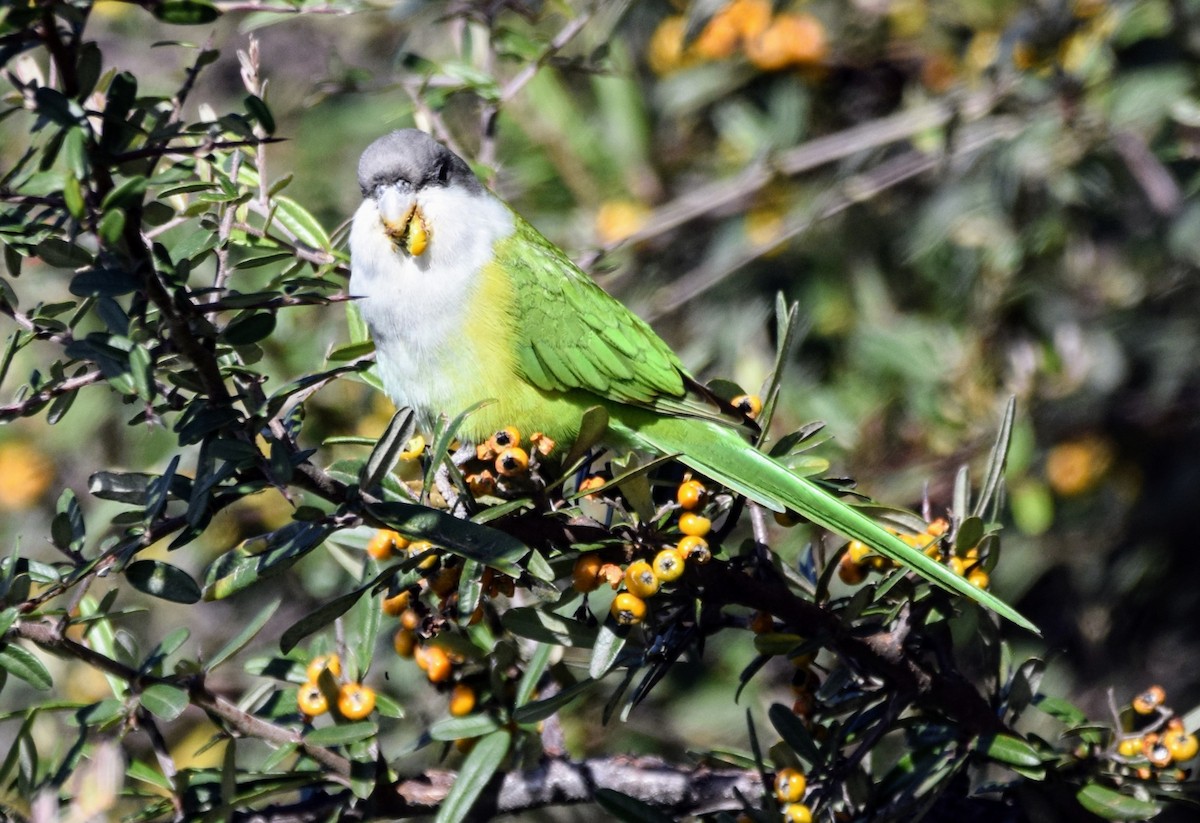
[348,128,1033,631]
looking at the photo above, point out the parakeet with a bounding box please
[348,128,1033,631]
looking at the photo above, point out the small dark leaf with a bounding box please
[70,267,140,297]
[768,702,820,766]
[222,311,276,346]
[244,94,275,134]
[126,560,201,604]
[203,522,332,600]
[593,789,675,823]
[360,408,415,493]
[365,502,525,577]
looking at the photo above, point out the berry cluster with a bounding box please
[571,476,718,627]
[836,517,991,590]
[296,654,376,721]
[1112,685,1198,780]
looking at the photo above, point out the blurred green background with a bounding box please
[3,0,1199,805]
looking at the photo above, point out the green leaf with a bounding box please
[365,502,525,577]
[974,396,1015,519]
[1075,783,1162,821]
[1031,694,1089,727]
[207,598,280,671]
[70,266,140,298]
[203,522,332,600]
[429,714,502,741]
[153,0,221,24]
[280,578,380,654]
[512,678,595,724]
[126,560,201,604]
[303,721,377,747]
[589,620,626,679]
[976,733,1044,769]
[768,702,820,766]
[502,607,595,647]
[434,728,510,823]
[100,176,148,211]
[222,311,275,346]
[514,641,552,708]
[140,684,188,721]
[0,643,52,690]
[593,788,675,823]
[244,94,275,134]
[360,408,416,493]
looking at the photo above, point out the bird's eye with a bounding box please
[436,160,450,184]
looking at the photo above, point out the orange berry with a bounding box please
[677,535,710,563]
[676,479,706,510]
[837,555,866,585]
[449,683,477,717]
[528,431,556,456]
[926,518,949,536]
[679,512,711,537]
[774,767,807,803]
[430,565,461,598]
[423,645,452,683]
[611,592,647,625]
[488,426,521,452]
[781,802,813,823]
[1133,686,1166,715]
[625,560,660,598]
[296,682,328,717]
[651,548,685,583]
[392,628,416,657]
[382,589,411,616]
[305,654,341,683]
[465,470,496,497]
[400,607,422,631]
[337,682,376,720]
[366,529,407,560]
[572,553,605,593]
[750,610,774,634]
[1146,739,1173,768]
[578,475,607,497]
[731,393,762,419]
[495,446,529,477]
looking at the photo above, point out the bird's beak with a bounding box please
[377,184,429,256]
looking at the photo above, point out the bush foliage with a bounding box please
[2,1,1199,821]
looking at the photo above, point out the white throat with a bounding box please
[348,183,514,428]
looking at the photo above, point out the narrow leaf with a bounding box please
[434,729,510,823]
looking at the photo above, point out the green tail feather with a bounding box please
[612,412,1037,634]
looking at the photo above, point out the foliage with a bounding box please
[1,1,1199,821]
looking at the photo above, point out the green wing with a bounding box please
[499,213,724,421]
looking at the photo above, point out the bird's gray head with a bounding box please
[357,129,483,198]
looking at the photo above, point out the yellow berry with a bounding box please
[846,539,871,564]
[1117,737,1144,758]
[572,553,605,593]
[780,801,813,823]
[392,628,416,657]
[611,592,647,625]
[305,654,341,683]
[337,682,376,720]
[399,607,422,631]
[625,560,660,599]
[296,681,328,717]
[926,518,949,536]
[677,535,711,563]
[676,479,706,510]
[731,393,762,419]
[967,568,989,589]
[1164,729,1199,762]
[398,435,425,461]
[948,556,967,576]
[651,548,685,583]
[774,767,807,803]
[1133,685,1166,715]
[449,683,477,717]
[679,512,711,537]
[495,446,530,477]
